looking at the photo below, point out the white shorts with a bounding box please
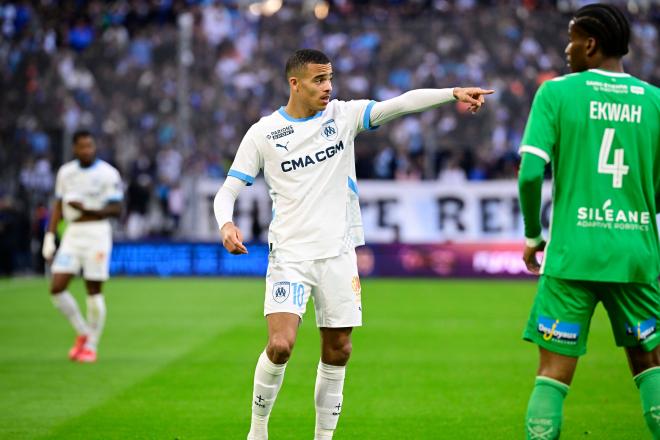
[265,249,362,328]
[51,221,113,281]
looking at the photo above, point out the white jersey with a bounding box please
[228,99,376,262]
[55,159,123,222]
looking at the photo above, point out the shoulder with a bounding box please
[246,113,281,141]
[57,161,78,176]
[325,99,373,120]
[539,72,581,93]
[631,78,660,100]
[530,74,581,107]
[328,98,371,110]
[97,160,122,178]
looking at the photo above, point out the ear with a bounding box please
[289,76,299,92]
[585,36,598,58]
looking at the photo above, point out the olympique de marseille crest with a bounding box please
[272,282,291,303]
[321,119,338,141]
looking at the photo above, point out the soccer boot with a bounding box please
[68,335,88,360]
[75,347,97,363]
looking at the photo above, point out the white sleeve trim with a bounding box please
[519,145,551,163]
[213,176,247,230]
[369,88,455,126]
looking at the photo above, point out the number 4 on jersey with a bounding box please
[598,128,629,189]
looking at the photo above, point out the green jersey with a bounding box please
[520,69,660,283]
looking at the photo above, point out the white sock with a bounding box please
[85,294,106,351]
[314,361,346,440]
[247,350,287,440]
[51,291,88,335]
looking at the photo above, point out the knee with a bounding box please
[325,340,352,365]
[629,346,660,376]
[49,284,65,295]
[537,365,573,385]
[267,336,294,364]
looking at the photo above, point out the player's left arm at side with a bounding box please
[369,87,495,126]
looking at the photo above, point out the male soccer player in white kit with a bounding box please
[42,130,123,363]
[214,49,493,439]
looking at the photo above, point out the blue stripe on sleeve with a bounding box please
[362,100,379,131]
[228,169,255,186]
[347,177,359,195]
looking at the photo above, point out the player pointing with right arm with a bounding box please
[214,48,493,440]
[518,4,660,439]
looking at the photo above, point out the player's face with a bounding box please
[565,20,589,73]
[297,63,333,111]
[73,136,96,166]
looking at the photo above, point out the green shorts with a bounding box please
[523,275,660,357]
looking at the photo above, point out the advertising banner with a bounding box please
[110,241,536,279]
[185,178,554,243]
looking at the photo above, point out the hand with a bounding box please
[452,87,495,113]
[42,232,56,262]
[522,240,546,275]
[220,222,248,255]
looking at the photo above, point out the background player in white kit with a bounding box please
[42,130,123,363]
[214,49,493,439]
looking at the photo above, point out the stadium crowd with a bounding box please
[0,0,658,273]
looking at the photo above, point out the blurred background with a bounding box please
[0,0,658,278]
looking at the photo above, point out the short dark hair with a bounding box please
[573,3,630,57]
[72,129,93,144]
[285,49,331,78]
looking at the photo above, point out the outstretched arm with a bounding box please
[214,176,248,255]
[369,87,494,126]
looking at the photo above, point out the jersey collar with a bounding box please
[278,106,323,122]
[589,69,630,78]
[76,159,100,170]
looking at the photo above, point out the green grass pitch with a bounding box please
[0,278,649,439]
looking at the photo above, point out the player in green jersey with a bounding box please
[518,4,660,439]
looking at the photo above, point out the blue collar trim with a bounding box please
[278,107,324,122]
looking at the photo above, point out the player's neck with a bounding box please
[77,159,96,168]
[284,98,318,119]
[592,58,625,74]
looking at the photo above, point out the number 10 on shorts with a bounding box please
[291,282,305,307]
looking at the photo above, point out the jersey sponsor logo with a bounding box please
[280,140,344,173]
[272,281,290,303]
[630,85,645,95]
[577,199,651,232]
[586,80,629,95]
[626,318,656,341]
[267,125,294,140]
[589,101,642,124]
[537,316,580,344]
[321,119,338,141]
[275,141,289,151]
